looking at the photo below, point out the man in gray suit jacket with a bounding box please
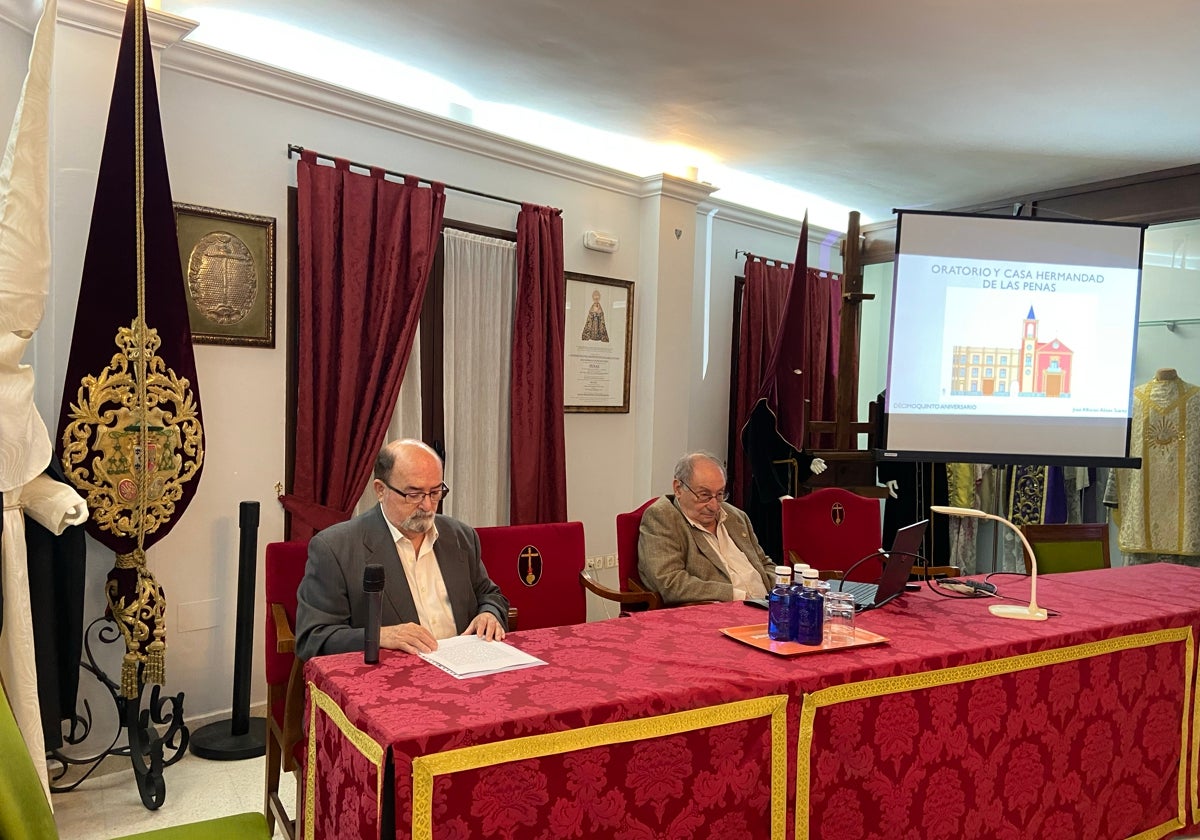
[638,453,775,604]
[295,439,509,660]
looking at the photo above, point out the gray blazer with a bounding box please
[637,495,775,604]
[295,506,509,660]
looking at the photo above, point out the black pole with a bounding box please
[231,500,258,734]
[190,501,266,760]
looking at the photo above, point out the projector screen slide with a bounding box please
[882,210,1144,465]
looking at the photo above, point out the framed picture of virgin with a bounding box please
[173,202,276,347]
[563,272,634,413]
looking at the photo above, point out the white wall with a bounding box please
[0,6,831,720]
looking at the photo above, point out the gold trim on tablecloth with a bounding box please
[411,694,789,840]
[797,628,1194,840]
[305,682,386,840]
[1189,626,1199,826]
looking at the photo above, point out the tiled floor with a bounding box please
[51,750,296,840]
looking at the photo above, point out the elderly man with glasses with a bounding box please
[637,452,776,605]
[295,439,509,660]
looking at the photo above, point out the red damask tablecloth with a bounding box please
[304,563,1200,840]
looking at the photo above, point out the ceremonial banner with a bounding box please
[740,212,820,560]
[56,0,204,697]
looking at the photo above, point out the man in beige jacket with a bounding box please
[638,452,776,604]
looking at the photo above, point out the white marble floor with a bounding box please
[51,751,295,840]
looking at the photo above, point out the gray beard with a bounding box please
[401,510,435,533]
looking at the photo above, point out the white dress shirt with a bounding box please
[681,507,768,600]
[381,510,458,639]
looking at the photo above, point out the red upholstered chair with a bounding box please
[579,498,663,613]
[475,521,587,630]
[781,488,884,582]
[264,540,309,840]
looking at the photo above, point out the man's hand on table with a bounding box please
[381,622,438,654]
[462,611,506,642]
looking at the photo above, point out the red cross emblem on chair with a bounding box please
[519,545,543,587]
[830,502,845,526]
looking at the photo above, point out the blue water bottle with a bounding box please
[767,566,794,641]
[789,563,810,639]
[795,569,824,645]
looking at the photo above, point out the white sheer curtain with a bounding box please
[354,328,423,516]
[442,228,516,526]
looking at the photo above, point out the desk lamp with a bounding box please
[930,506,1048,621]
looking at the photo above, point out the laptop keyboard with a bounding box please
[832,579,878,607]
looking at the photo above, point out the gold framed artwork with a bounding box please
[564,272,634,413]
[173,202,276,347]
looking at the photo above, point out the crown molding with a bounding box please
[39,6,814,234]
[637,173,719,205]
[57,0,198,49]
[162,40,658,201]
[0,0,38,32]
[699,197,840,243]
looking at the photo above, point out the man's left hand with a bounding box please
[462,611,506,641]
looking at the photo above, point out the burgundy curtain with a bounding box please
[281,152,446,539]
[801,267,843,449]
[730,257,793,507]
[510,203,567,524]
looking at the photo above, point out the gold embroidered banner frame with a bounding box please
[411,694,789,840]
[173,202,276,347]
[564,272,634,412]
[794,628,1196,840]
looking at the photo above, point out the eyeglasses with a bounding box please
[380,480,450,504]
[679,479,728,504]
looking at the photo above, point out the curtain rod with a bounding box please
[1138,317,1200,331]
[735,248,793,266]
[287,144,524,208]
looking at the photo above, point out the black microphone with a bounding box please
[363,563,385,664]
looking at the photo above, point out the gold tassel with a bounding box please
[145,637,166,686]
[121,653,140,699]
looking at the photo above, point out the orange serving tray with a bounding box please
[720,623,889,656]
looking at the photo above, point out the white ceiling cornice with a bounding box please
[57,0,197,48]
[699,197,840,243]
[637,174,719,205]
[161,40,663,203]
[0,0,39,32]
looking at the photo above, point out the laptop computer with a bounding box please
[827,519,929,611]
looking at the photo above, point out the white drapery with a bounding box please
[441,228,515,526]
[353,328,423,516]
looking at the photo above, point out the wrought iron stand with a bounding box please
[47,617,188,810]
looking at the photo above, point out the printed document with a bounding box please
[418,635,546,679]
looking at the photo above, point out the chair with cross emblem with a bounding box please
[781,487,884,582]
[475,521,587,630]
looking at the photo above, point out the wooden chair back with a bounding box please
[1020,523,1111,574]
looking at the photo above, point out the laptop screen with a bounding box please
[872,519,930,604]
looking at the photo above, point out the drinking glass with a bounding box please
[824,591,856,645]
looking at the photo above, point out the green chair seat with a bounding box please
[1,679,269,840]
[112,812,269,840]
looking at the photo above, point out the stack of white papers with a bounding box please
[418,635,547,679]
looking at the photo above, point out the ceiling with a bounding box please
[146,1,1200,227]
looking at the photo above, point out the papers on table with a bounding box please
[418,635,547,679]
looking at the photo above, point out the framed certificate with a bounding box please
[564,273,633,412]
